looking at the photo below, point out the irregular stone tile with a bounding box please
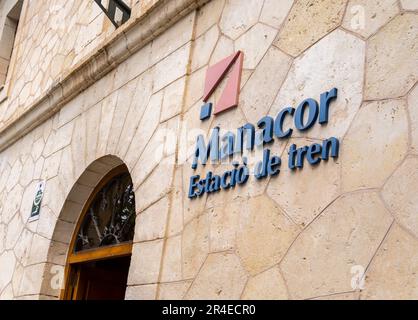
[134,155,175,212]
[240,46,292,121]
[276,0,348,57]
[0,251,16,293]
[185,252,247,299]
[235,23,277,69]
[242,266,289,300]
[17,263,45,296]
[118,73,154,158]
[260,0,294,29]
[160,235,182,282]
[382,157,418,239]
[2,185,23,224]
[280,192,393,300]
[19,157,34,187]
[267,138,341,226]
[135,197,169,242]
[125,284,157,300]
[6,160,22,192]
[124,91,163,170]
[209,35,234,66]
[184,67,207,110]
[182,213,209,279]
[158,281,192,300]
[97,94,117,157]
[271,29,364,138]
[161,77,186,123]
[219,0,264,40]
[408,85,418,154]
[167,167,184,237]
[208,202,240,252]
[191,25,219,72]
[342,0,399,38]
[150,12,194,66]
[401,0,418,10]
[342,99,408,192]
[360,224,418,299]
[365,14,418,100]
[236,196,299,275]
[153,43,191,93]
[195,0,225,38]
[127,240,164,285]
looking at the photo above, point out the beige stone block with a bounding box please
[342,0,399,38]
[191,25,219,72]
[365,14,418,100]
[184,66,206,110]
[97,93,117,157]
[236,196,299,275]
[17,263,45,296]
[5,214,24,250]
[161,77,186,122]
[19,157,34,187]
[36,206,58,240]
[186,252,247,300]
[131,124,168,187]
[240,46,292,121]
[208,202,239,252]
[209,35,234,66]
[0,284,14,300]
[270,29,365,140]
[106,82,137,155]
[382,157,418,239]
[125,284,157,300]
[27,234,50,266]
[158,281,192,300]
[219,0,264,40]
[182,213,209,279]
[401,0,418,10]
[360,224,418,299]
[342,99,408,192]
[242,266,289,300]
[160,235,182,282]
[280,192,393,300]
[195,0,225,38]
[70,114,86,177]
[6,160,22,192]
[14,229,33,266]
[0,251,16,293]
[167,167,184,237]
[41,150,62,180]
[150,12,194,66]
[134,155,175,212]
[135,197,169,242]
[235,23,277,70]
[43,121,74,157]
[260,0,294,29]
[267,138,340,226]
[276,0,347,57]
[128,239,164,285]
[408,85,418,154]
[153,43,191,93]
[117,71,154,156]
[125,91,163,169]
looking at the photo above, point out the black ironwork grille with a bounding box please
[94,0,131,28]
[74,172,136,253]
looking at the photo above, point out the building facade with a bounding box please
[0,0,417,300]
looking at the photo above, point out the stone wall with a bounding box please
[0,0,418,300]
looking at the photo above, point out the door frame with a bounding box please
[60,165,134,300]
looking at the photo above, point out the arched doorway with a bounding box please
[61,163,136,300]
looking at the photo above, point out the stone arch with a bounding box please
[39,155,132,299]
